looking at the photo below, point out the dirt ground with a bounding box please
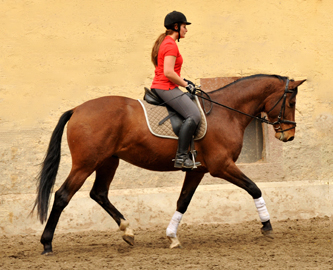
[0,217,332,270]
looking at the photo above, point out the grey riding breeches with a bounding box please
[154,87,201,125]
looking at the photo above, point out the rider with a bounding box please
[151,11,201,169]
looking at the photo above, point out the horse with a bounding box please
[32,74,305,254]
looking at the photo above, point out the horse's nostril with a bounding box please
[288,136,294,142]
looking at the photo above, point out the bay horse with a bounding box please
[33,74,305,254]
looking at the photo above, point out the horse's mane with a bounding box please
[209,74,289,93]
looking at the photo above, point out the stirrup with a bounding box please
[174,158,193,169]
[190,150,201,169]
[173,154,201,170]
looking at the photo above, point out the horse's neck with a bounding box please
[209,80,273,125]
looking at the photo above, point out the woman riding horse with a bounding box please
[151,11,200,169]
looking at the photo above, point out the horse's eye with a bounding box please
[289,102,295,108]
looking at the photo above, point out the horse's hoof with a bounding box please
[167,236,182,249]
[41,243,53,255]
[41,249,53,256]
[261,220,274,239]
[119,219,134,246]
[122,234,134,246]
[261,228,274,239]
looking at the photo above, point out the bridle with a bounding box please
[195,78,297,133]
[266,78,297,133]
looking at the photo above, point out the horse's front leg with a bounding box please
[166,171,205,248]
[211,161,273,238]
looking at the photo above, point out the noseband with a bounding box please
[266,79,296,133]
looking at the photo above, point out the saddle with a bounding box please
[138,88,207,140]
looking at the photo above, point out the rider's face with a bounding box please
[179,24,188,38]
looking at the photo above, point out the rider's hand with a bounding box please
[185,83,196,94]
[184,78,195,87]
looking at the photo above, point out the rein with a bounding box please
[194,78,296,133]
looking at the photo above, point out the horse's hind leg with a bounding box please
[89,156,134,246]
[40,168,91,255]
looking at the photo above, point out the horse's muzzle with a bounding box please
[276,132,294,142]
[287,136,294,142]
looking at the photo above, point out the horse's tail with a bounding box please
[32,109,74,224]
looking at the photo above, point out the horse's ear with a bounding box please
[289,79,306,89]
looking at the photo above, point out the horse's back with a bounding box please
[70,95,142,126]
[66,96,146,163]
[74,95,137,115]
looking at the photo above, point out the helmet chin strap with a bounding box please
[171,23,181,42]
[177,23,181,42]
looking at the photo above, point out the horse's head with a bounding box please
[265,78,306,142]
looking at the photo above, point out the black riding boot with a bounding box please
[174,117,198,169]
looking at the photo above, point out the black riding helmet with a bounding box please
[164,11,191,42]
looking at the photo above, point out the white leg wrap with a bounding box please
[166,211,183,238]
[254,197,270,222]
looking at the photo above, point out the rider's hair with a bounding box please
[151,29,174,67]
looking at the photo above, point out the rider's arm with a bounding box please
[164,55,187,87]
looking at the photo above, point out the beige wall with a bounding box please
[1,1,332,234]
